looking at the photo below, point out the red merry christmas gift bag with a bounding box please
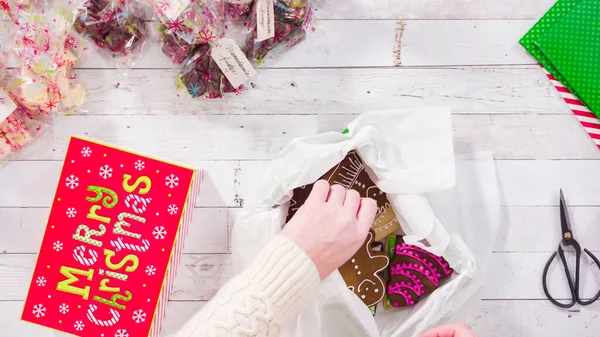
[21,136,203,337]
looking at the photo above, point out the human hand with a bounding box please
[282,180,377,280]
[420,323,478,337]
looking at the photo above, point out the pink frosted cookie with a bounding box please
[387,270,425,307]
[386,237,454,308]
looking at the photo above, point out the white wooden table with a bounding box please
[2,0,600,335]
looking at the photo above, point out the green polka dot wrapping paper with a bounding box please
[520,0,600,150]
[20,136,203,337]
[519,0,582,93]
[535,0,600,118]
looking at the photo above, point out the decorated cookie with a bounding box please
[287,151,401,240]
[395,240,453,278]
[387,272,424,308]
[338,231,389,307]
[387,236,453,308]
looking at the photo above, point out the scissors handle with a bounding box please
[576,249,600,306]
[542,244,579,308]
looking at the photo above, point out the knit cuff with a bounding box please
[241,235,321,324]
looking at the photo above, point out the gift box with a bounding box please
[21,136,203,337]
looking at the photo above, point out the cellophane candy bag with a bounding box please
[0,5,83,162]
[73,0,149,67]
[10,9,87,113]
[245,0,314,66]
[153,0,243,98]
[225,0,253,20]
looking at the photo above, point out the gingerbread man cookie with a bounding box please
[286,151,401,240]
[338,231,389,307]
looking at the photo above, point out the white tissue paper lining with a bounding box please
[231,107,501,337]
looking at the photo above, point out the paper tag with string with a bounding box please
[256,0,275,42]
[211,38,257,88]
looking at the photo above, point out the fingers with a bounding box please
[307,180,330,203]
[357,197,377,233]
[327,184,346,204]
[343,189,361,213]
[420,323,476,337]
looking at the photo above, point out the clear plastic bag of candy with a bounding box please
[73,0,150,67]
[225,0,253,20]
[153,0,246,98]
[0,98,53,163]
[0,20,10,82]
[9,8,87,114]
[245,0,315,66]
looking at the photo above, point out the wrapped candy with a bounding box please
[175,42,240,99]
[225,0,253,20]
[154,0,224,60]
[0,5,82,163]
[73,0,149,67]
[0,96,52,162]
[10,9,87,113]
[154,0,244,98]
[0,21,10,81]
[245,0,314,66]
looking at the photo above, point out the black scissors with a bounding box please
[542,189,600,308]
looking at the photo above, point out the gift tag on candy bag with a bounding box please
[211,38,257,88]
[256,0,275,42]
[0,88,17,122]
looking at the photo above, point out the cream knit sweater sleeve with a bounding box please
[171,235,321,337]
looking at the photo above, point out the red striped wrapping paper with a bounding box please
[542,67,600,149]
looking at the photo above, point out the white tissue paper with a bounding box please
[231,107,501,337]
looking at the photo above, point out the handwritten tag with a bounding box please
[256,0,275,42]
[211,38,257,88]
[0,88,17,123]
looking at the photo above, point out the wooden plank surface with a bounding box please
[69,67,566,115]
[4,113,596,162]
[5,20,538,69]
[317,0,555,19]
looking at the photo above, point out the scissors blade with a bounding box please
[560,189,573,240]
